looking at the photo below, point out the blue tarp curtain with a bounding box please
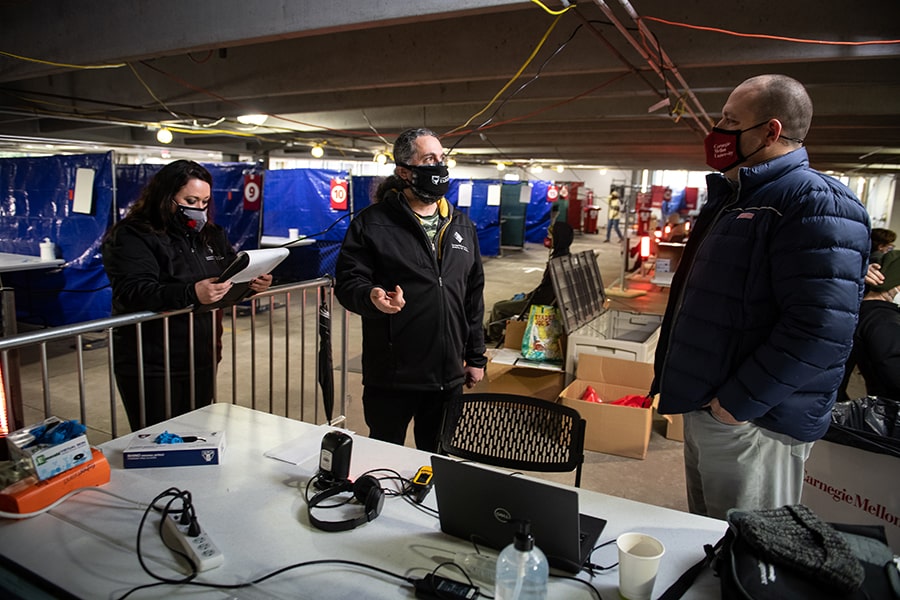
[0,155,558,326]
[0,152,115,326]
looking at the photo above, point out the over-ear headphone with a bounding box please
[307,474,384,532]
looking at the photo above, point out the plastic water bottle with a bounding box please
[454,551,497,584]
[495,520,548,600]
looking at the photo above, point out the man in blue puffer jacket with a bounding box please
[651,75,870,520]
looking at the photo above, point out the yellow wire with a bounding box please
[0,50,125,70]
[127,63,180,119]
[530,0,574,16]
[445,12,566,135]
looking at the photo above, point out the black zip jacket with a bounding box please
[335,190,486,391]
[102,220,235,377]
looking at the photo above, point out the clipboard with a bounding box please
[217,248,289,284]
[198,248,289,311]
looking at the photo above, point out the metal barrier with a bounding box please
[0,277,348,445]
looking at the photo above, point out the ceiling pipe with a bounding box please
[591,0,712,135]
[617,0,714,131]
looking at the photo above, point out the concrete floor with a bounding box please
[10,226,868,516]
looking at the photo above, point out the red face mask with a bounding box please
[704,120,768,172]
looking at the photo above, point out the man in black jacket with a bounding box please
[335,128,486,451]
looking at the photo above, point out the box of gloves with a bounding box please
[7,417,91,481]
[123,430,225,468]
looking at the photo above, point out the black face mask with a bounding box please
[397,162,450,204]
[176,204,208,232]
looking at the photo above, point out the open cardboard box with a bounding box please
[469,319,565,402]
[558,354,655,459]
[652,395,684,442]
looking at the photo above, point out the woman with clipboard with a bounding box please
[102,160,273,430]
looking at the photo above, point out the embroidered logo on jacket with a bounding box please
[737,212,755,220]
[451,231,469,253]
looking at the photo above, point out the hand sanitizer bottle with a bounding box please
[495,520,548,599]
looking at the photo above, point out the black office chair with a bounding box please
[438,393,586,487]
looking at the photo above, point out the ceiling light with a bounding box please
[496,162,506,171]
[530,164,543,174]
[236,114,268,126]
[598,167,608,175]
[310,144,324,158]
[156,128,173,144]
[374,151,388,165]
[555,165,565,173]
[446,157,457,168]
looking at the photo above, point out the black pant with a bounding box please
[362,385,462,452]
[115,369,214,431]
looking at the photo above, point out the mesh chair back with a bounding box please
[439,393,586,487]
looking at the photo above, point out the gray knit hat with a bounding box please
[728,505,865,593]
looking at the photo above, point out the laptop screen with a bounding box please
[430,456,604,573]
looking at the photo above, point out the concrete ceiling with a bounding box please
[1,0,899,174]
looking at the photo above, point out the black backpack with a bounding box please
[659,505,900,600]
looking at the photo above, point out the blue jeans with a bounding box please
[605,218,622,241]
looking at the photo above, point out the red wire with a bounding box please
[641,15,900,45]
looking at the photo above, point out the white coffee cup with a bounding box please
[617,532,665,600]
[288,228,300,239]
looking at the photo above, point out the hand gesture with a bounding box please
[370,285,406,314]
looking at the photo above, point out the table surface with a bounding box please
[0,404,725,599]
[0,252,64,274]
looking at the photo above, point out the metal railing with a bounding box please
[0,277,349,445]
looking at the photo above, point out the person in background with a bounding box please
[604,190,623,243]
[859,228,894,292]
[485,220,574,343]
[869,228,896,264]
[335,128,486,452]
[102,160,272,430]
[651,74,870,520]
[845,250,900,401]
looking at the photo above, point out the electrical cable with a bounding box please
[126,63,181,121]
[530,0,575,17]
[641,15,900,46]
[0,50,126,69]
[444,13,566,137]
[0,476,147,520]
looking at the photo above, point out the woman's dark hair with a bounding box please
[117,160,216,243]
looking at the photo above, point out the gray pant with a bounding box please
[682,409,814,520]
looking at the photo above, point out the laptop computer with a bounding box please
[430,455,607,574]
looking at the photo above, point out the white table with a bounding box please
[0,404,725,599]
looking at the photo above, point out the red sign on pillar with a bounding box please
[243,174,262,211]
[546,185,559,202]
[330,178,348,210]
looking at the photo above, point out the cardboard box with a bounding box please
[558,354,655,459]
[7,417,91,481]
[652,396,684,442]
[470,361,565,402]
[803,439,900,551]
[123,431,225,468]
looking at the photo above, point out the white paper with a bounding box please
[264,425,356,468]
[223,248,290,284]
[518,183,532,204]
[457,183,473,207]
[73,168,95,214]
[486,184,501,206]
